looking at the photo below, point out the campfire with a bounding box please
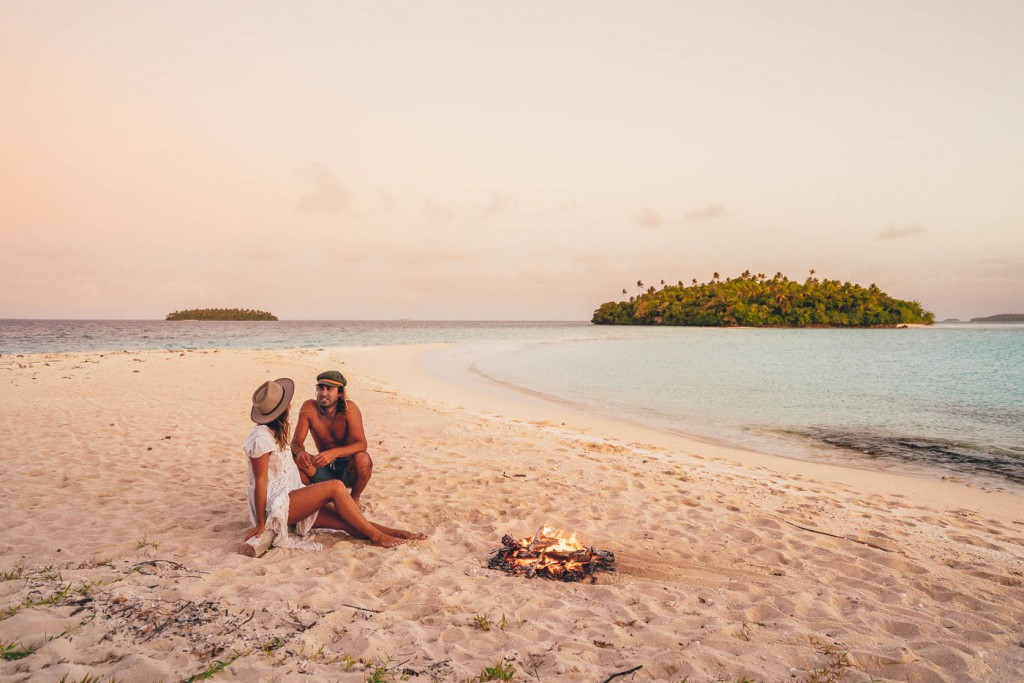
[487,526,615,582]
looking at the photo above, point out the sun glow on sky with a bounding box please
[2,1,1022,320]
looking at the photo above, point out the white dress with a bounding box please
[244,425,321,551]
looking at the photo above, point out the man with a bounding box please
[291,370,373,507]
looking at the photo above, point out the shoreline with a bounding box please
[1,346,1023,682]
[425,343,1024,495]
[365,344,1024,523]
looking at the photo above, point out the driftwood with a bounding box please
[602,665,643,683]
[239,530,276,558]
[784,519,896,553]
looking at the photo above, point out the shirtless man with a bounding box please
[291,370,373,507]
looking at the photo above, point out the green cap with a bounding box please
[316,370,347,388]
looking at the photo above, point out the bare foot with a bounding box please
[352,496,362,510]
[393,529,428,540]
[371,534,407,548]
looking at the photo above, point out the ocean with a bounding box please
[3,319,1022,486]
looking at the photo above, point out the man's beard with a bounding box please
[316,397,339,416]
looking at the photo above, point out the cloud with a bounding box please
[421,193,516,225]
[634,207,665,228]
[681,204,728,222]
[877,224,926,240]
[295,164,354,215]
[635,204,728,228]
[364,240,480,266]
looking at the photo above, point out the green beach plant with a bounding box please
[135,535,160,555]
[365,656,398,683]
[0,567,25,581]
[1,640,39,660]
[470,659,515,681]
[181,649,248,682]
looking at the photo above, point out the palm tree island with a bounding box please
[166,308,278,321]
[592,271,934,327]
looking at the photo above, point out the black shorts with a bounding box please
[309,458,355,489]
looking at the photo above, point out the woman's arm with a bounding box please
[245,453,271,541]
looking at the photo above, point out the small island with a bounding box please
[969,314,1024,323]
[166,308,278,321]
[592,271,934,327]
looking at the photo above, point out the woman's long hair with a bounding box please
[264,408,290,451]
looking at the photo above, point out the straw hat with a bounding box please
[250,378,295,424]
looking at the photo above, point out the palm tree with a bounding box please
[637,280,644,297]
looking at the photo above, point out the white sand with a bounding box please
[0,345,1022,682]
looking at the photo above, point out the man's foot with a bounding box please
[351,496,362,510]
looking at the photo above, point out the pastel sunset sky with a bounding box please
[2,1,1022,320]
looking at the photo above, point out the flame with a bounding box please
[507,526,587,574]
[490,525,615,581]
[516,526,583,552]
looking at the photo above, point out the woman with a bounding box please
[244,377,424,550]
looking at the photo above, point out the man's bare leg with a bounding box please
[288,480,404,548]
[347,451,373,507]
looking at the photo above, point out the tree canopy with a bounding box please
[165,308,278,321]
[592,272,934,327]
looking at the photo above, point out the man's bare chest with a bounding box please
[311,413,349,445]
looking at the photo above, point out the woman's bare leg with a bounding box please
[308,506,360,536]
[288,481,405,548]
[314,506,426,540]
[370,523,427,540]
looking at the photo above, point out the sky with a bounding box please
[2,1,1022,320]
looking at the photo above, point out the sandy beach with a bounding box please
[1,345,1022,682]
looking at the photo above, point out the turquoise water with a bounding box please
[0,319,589,354]
[427,325,1024,486]
[3,319,1022,485]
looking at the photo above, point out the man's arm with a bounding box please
[312,401,369,466]
[290,401,317,474]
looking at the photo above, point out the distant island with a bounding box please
[166,308,278,321]
[592,271,934,327]
[969,314,1024,323]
